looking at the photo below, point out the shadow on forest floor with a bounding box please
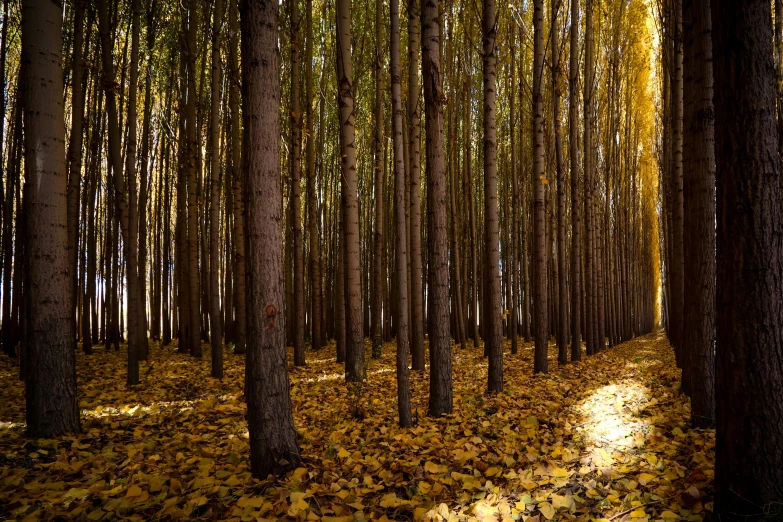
[0,331,713,521]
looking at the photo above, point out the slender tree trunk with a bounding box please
[712,0,783,516]
[391,0,411,427]
[290,0,305,367]
[569,0,581,362]
[483,0,503,391]
[670,0,684,360]
[552,0,567,365]
[532,0,548,374]
[335,0,364,381]
[371,0,384,359]
[67,0,86,352]
[229,0,246,355]
[305,0,322,352]
[210,0,224,377]
[408,0,425,371]
[21,0,80,437]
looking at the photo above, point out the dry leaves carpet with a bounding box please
[0,332,714,522]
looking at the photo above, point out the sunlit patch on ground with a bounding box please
[0,332,713,521]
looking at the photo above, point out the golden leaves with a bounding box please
[0,334,714,521]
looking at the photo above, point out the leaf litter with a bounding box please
[0,332,713,521]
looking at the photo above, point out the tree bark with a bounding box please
[241,0,300,478]
[290,0,305,367]
[21,0,81,437]
[210,0,224,377]
[532,0,548,374]
[569,0,581,362]
[712,0,783,517]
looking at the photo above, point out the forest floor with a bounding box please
[0,332,713,522]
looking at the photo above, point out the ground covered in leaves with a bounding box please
[0,332,714,521]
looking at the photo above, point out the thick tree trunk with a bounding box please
[21,0,80,437]
[241,0,300,477]
[422,0,452,416]
[712,0,783,517]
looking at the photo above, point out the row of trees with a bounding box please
[12,0,783,518]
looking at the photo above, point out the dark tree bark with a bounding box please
[532,0,548,374]
[682,0,715,428]
[305,0,322,352]
[712,0,783,517]
[67,0,86,352]
[229,0,246,354]
[336,0,364,381]
[422,0,452,416]
[569,0,581,362]
[552,0,567,366]
[408,0,425,371]
[391,0,411,427]
[670,0,684,360]
[210,0,224,378]
[483,0,503,392]
[21,0,80,437]
[241,0,300,478]
[290,0,305,367]
[371,0,384,359]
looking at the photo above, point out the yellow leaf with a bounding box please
[552,467,570,478]
[539,502,555,520]
[337,447,351,459]
[380,492,402,508]
[245,496,266,508]
[631,508,647,518]
[638,472,656,485]
[86,509,104,520]
[418,481,432,494]
[224,475,241,487]
[424,461,442,474]
[125,485,142,498]
[660,511,679,520]
[485,466,502,477]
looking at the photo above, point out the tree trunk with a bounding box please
[371,0,384,359]
[241,0,300,477]
[408,0,425,371]
[210,0,224,377]
[532,0,548,374]
[422,0,452,416]
[712,0,783,516]
[290,0,305,367]
[483,0,503,391]
[21,0,81,437]
[391,0,411,427]
[552,0,567,365]
[569,0,581,362]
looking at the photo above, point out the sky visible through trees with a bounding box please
[0,0,781,520]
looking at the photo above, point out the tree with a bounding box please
[390,0,411,427]
[371,0,384,359]
[241,0,300,477]
[408,0,425,371]
[681,0,714,427]
[422,0,452,416]
[569,0,581,363]
[290,0,305,367]
[336,0,364,381]
[712,0,783,517]
[21,0,80,437]
[552,0,567,366]
[532,0,548,374]
[210,0,224,378]
[483,0,503,392]
[669,0,684,360]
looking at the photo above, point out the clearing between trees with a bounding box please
[0,335,713,521]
